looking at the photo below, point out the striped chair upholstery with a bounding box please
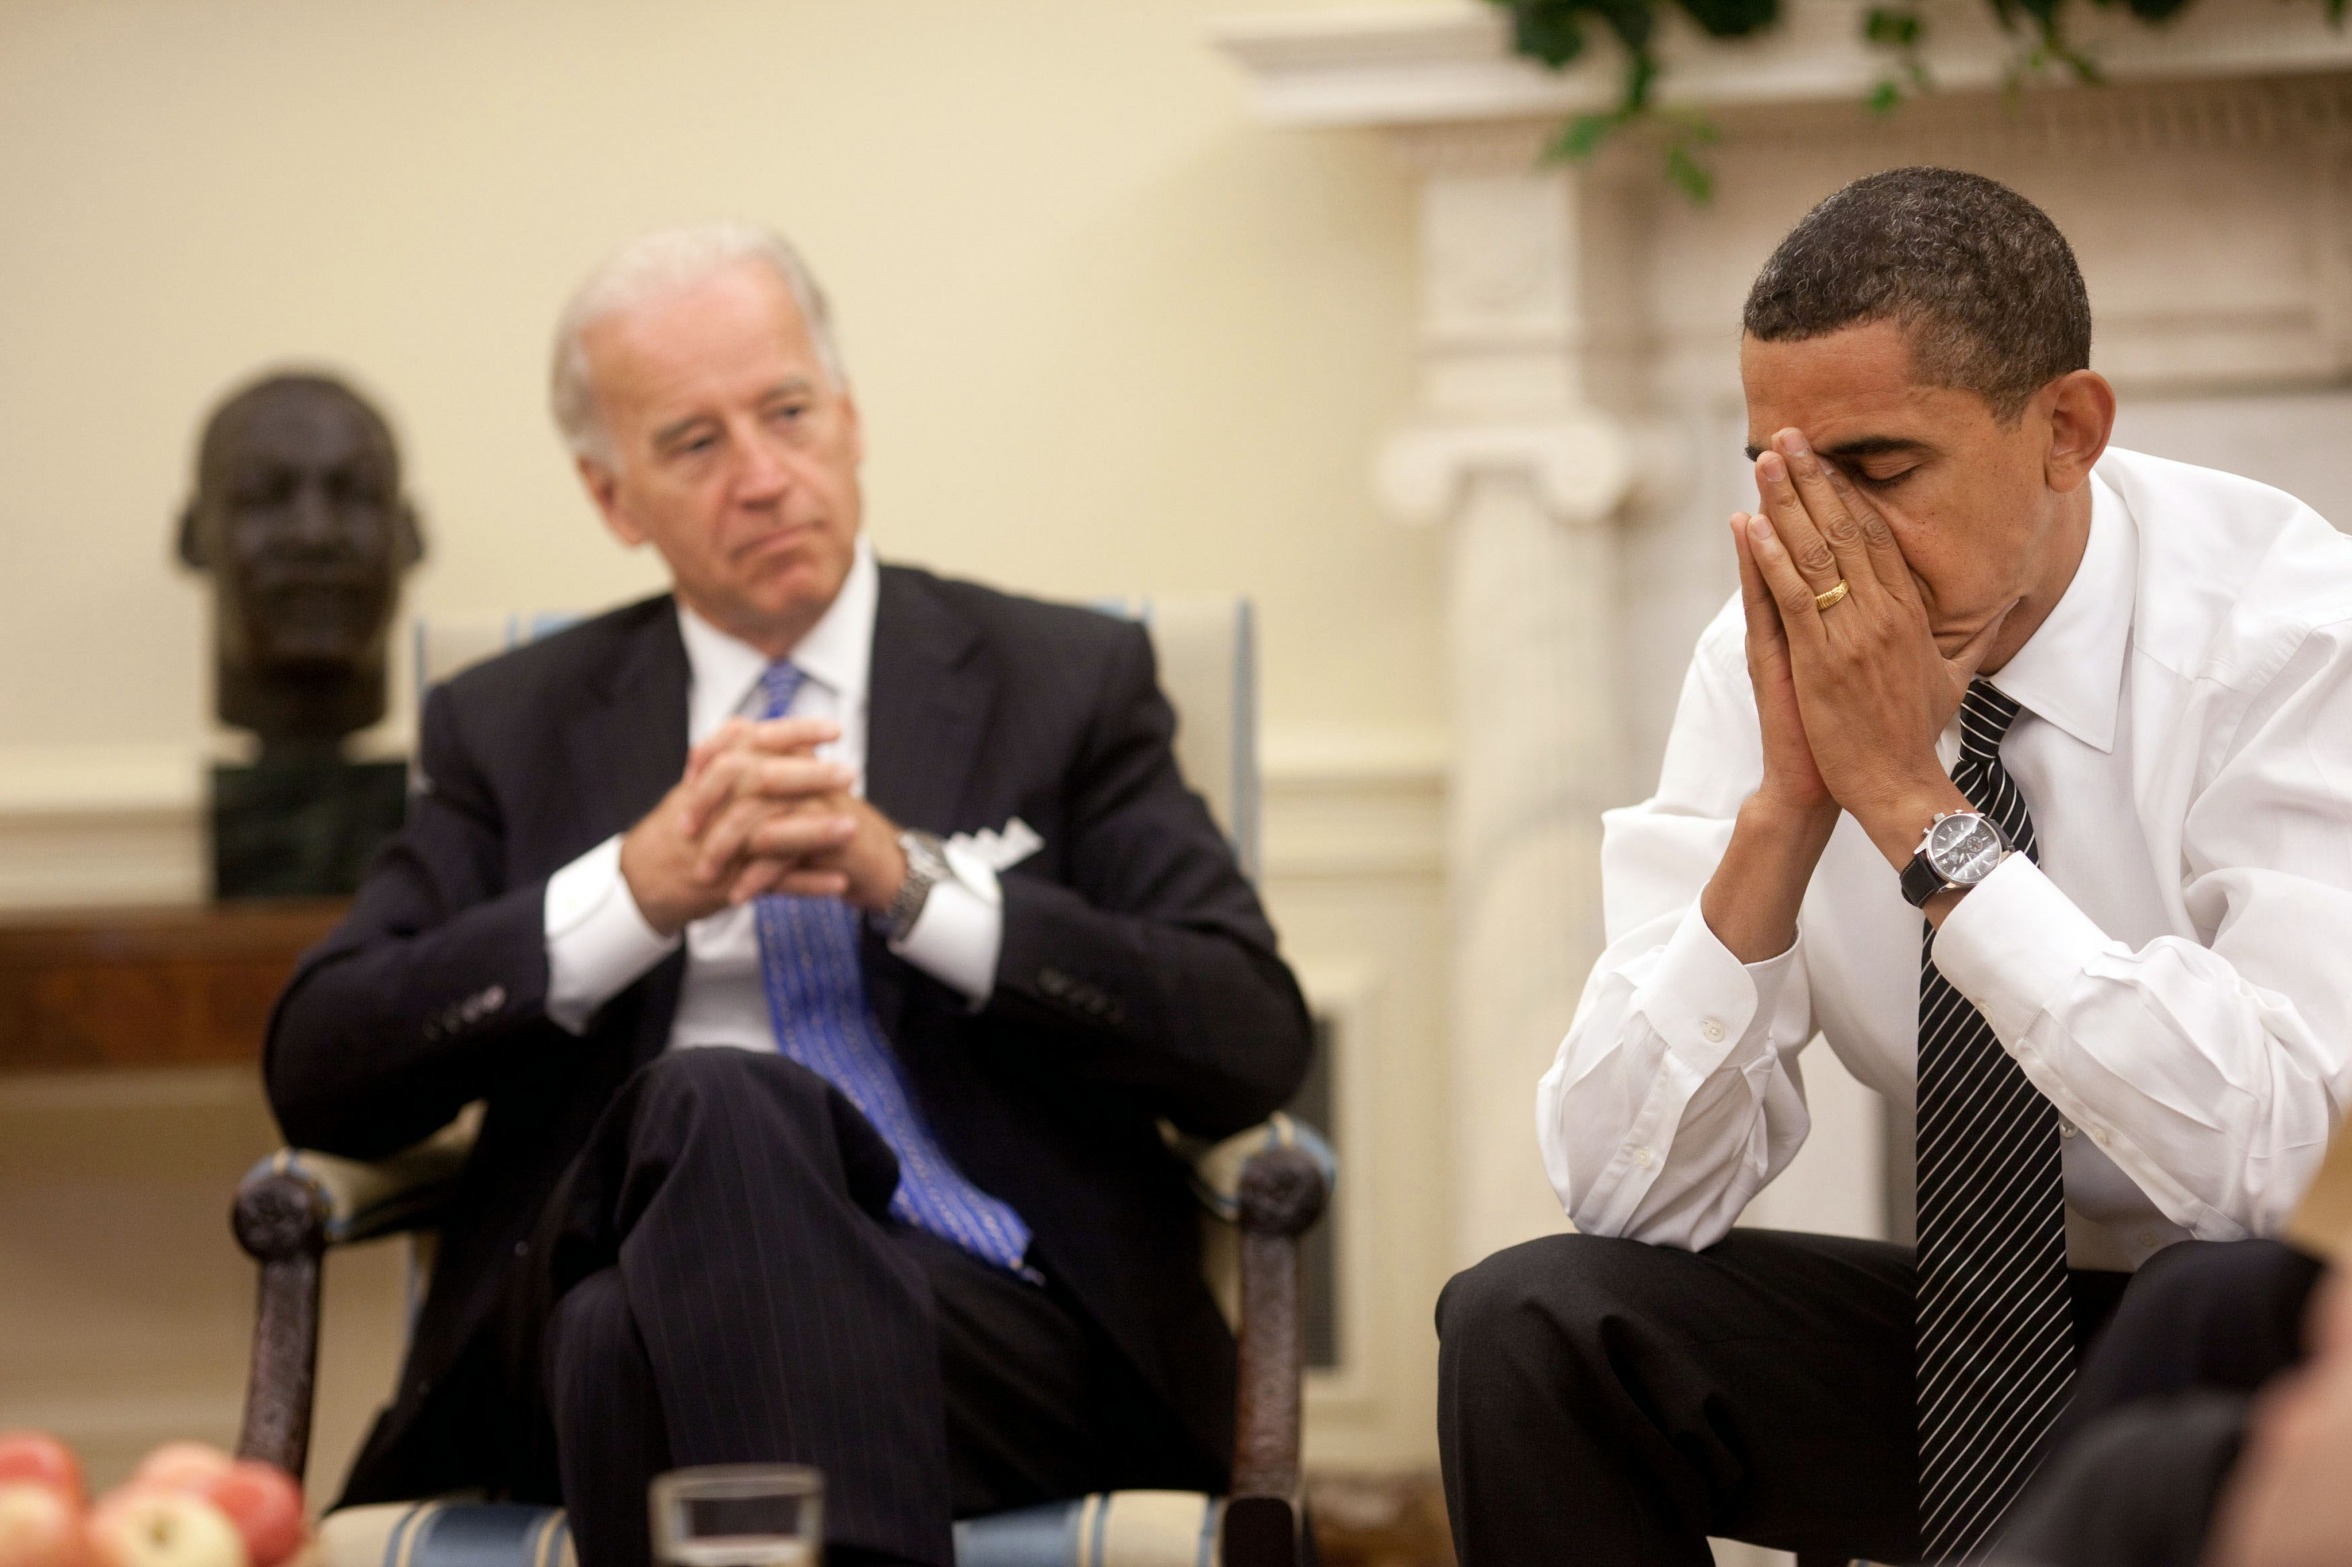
[316,1492,1222,1567]
[319,1504,575,1567]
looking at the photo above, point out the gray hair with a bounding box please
[1743,168,2091,423]
[549,221,846,467]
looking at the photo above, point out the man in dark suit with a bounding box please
[263,222,1314,1567]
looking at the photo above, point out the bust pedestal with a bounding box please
[210,758,407,900]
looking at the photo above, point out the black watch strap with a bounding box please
[1900,852,1948,909]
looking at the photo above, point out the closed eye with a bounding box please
[1851,463,1920,490]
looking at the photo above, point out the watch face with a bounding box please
[1925,813,2006,886]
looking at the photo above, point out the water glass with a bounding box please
[649,1464,824,1567]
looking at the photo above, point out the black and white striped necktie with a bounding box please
[1916,678,2073,1563]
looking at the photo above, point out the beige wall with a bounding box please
[0,0,1432,771]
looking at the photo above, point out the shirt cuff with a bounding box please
[544,834,680,1034]
[1636,901,1802,1076]
[1931,852,2115,1044]
[889,846,1001,1007]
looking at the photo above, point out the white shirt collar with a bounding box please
[675,535,879,736]
[1983,472,2136,755]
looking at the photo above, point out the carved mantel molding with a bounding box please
[1211,0,2352,127]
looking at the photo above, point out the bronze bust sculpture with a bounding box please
[178,373,426,896]
[179,373,424,750]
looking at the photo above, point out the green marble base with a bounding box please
[211,757,409,899]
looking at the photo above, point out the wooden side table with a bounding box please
[0,902,348,1073]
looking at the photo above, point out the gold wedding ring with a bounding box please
[1813,579,1851,611]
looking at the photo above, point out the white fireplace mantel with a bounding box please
[1215,2,2352,1271]
[1212,0,2352,126]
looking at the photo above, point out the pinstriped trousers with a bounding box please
[532,1049,1212,1567]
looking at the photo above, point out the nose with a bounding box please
[288,478,340,551]
[730,424,793,507]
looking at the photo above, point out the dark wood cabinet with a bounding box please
[0,902,346,1072]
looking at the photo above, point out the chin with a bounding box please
[755,554,851,613]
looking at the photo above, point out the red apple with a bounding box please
[0,1435,82,1505]
[87,1494,246,1567]
[0,1483,89,1567]
[188,1469,299,1567]
[119,1449,299,1567]
[121,1452,227,1496]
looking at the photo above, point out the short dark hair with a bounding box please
[1742,168,2092,422]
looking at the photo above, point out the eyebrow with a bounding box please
[649,378,820,453]
[1743,435,1936,463]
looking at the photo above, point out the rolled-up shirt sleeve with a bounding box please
[1535,602,1820,1250]
[1933,628,2352,1241]
[1540,899,1814,1246]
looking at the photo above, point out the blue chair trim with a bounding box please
[379,1503,569,1567]
[1088,1496,1111,1567]
[954,1493,1223,1567]
[954,1499,1081,1567]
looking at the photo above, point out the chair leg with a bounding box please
[1222,1145,1331,1567]
[231,1169,329,1480]
[1223,1496,1301,1567]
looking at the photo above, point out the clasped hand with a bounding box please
[619,716,908,936]
[1734,429,2010,868]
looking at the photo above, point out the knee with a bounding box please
[635,1045,826,1127]
[2124,1239,2322,1332]
[629,1046,897,1216]
[1437,1233,1657,1362]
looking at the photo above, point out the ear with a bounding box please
[396,499,427,567]
[577,455,647,548]
[2043,369,2116,495]
[175,500,207,568]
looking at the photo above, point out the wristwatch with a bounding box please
[1900,811,2011,908]
[877,829,951,941]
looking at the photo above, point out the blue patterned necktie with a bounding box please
[1916,679,2073,1561]
[749,660,1034,1273]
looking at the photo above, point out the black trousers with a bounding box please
[2001,1239,2325,1567]
[529,1048,1213,1567]
[1434,1229,2136,1567]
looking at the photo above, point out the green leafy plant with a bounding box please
[1487,0,2342,197]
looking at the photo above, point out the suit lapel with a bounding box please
[866,566,992,836]
[558,602,691,1073]
[864,567,992,1040]
[565,599,691,846]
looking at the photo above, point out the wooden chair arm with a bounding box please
[229,1108,481,1480]
[231,1166,331,1480]
[1223,1142,1332,1567]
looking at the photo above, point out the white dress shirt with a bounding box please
[542,539,1003,1044]
[1540,448,2352,1271]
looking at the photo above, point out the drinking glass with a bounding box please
[649,1464,824,1567]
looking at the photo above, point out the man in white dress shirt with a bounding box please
[264,223,1313,1566]
[1435,168,2352,1567]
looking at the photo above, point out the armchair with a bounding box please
[229,596,1336,1567]
[232,1113,1330,1567]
